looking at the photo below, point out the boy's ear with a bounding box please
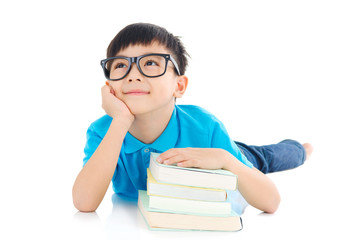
[173,75,188,98]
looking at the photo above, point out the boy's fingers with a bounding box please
[157,149,184,164]
[177,160,196,168]
[163,154,188,165]
[157,148,200,168]
[101,84,110,93]
[102,84,116,96]
[157,149,174,162]
[102,83,116,96]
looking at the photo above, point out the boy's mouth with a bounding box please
[124,89,150,95]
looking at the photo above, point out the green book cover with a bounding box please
[141,190,235,217]
[138,190,242,232]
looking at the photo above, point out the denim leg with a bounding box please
[234,139,306,174]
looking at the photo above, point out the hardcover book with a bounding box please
[147,169,227,202]
[149,152,238,190]
[138,190,242,231]
[148,193,231,216]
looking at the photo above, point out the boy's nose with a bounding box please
[126,63,143,82]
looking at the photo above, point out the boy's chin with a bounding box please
[125,104,149,116]
[124,99,175,116]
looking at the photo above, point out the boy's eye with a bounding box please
[115,63,127,69]
[110,58,129,70]
[145,60,158,66]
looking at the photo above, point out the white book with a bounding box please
[147,169,227,202]
[149,152,238,190]
[148,194,231,216]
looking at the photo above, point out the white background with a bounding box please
[1,0,361,239]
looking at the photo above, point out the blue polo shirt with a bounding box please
[83,105,253,199]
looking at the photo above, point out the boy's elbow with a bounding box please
[77,206,98,213]
[73,198,99,212]
[264,195,281,214]
[264,203,279,214]
[72,189,99,212]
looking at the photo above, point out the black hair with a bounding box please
[106,23,189,75]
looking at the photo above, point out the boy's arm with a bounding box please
[222,150,280,213]
[157,148,280,213]
[72,85,134,212]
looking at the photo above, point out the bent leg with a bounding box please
[235,139,306,174]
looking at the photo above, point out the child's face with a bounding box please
[108,42,187,116]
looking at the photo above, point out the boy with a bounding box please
[72,23,313,214]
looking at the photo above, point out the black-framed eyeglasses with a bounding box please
[100,53,181,81]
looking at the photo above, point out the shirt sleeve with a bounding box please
[209,118,253,168]
[82,124,103,167]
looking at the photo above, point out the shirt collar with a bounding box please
[123,107,179,154]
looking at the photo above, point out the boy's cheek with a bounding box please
[118,94,131,106]
[108,82,123,93]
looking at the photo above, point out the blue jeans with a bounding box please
[235,139,306,174]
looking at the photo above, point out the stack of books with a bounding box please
[138,152,242,231]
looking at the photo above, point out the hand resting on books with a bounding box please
[157,148,281,213]
[157,148,232,170]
